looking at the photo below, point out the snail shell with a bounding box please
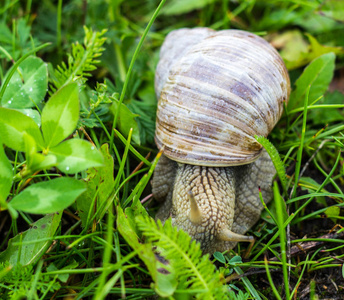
[155,28,290,166]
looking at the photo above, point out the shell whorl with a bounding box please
[155,28,290,166]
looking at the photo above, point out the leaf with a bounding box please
[306,33,344,60]
[10,177,86,214]
[116,206,177,297]
[324,206,340,223]
[213,252,226,264]
[161,0,216,15]
[41,83,79,148]
[275,31,344,70]
[76,144,115,227]
[0,213,62,266]
[0,107,44,151]
[50,27,107,91]
[0,140,12,205]
[110,100,141,145]
[50,138,104,174]
[47,260,78,283]
[227,256,243,266]
[24,133,57,173]
[1,56,48,108]
[288,53,335,109]
[319,0,344,22]
[16,109,41,127]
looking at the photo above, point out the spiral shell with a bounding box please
[155,28,290,166]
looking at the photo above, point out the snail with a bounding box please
[151,28,290,253]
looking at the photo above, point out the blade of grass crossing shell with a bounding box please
[274,182,290,299]
[255,136,288,196]
[109,0,167,153]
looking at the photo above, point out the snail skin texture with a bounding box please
[152,28,290,253]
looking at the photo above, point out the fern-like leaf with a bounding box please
[50,26,107,92]
[255,135,288,194]
[136,216,228,299]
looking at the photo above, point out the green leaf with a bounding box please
[117,206,177,297]
[10,177,86,214]
[324,206,340,223]
[213,252,226,264]
[76,144,115,227]
[50,138,104,174]
[110,100,141,145]
[0,213,62,266]
[319,0,344,22]
[288,53,335,109]
[0,107,44,151]
[0,140,12,205]
[1,56,48,109]
[24,133,57,173]
[227,256,243,266]
[16,109,41,127]
[161,0,216,15]
[41,83,79,148]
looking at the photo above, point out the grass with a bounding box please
[0,0,343,299]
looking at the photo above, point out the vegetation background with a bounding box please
[0,0,343,299]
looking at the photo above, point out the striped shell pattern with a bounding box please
[155,28,290,166]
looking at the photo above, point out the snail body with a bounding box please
[152,28,290,253]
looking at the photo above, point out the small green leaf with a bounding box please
[227,255,243,266]
[0,213,62,266]
[110,100,141,145]
[41,83,79,148]
[0,140,12,205]
[24,133,57,173]
[10,177,86,214]
[324,206,340,223]
[50,138,104,174]
[319,0,344,22]
[0,107,44,151]
[213,252,226,264]
[1,56,48,109]
[161,0,215,15]
[288,52,335,109]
